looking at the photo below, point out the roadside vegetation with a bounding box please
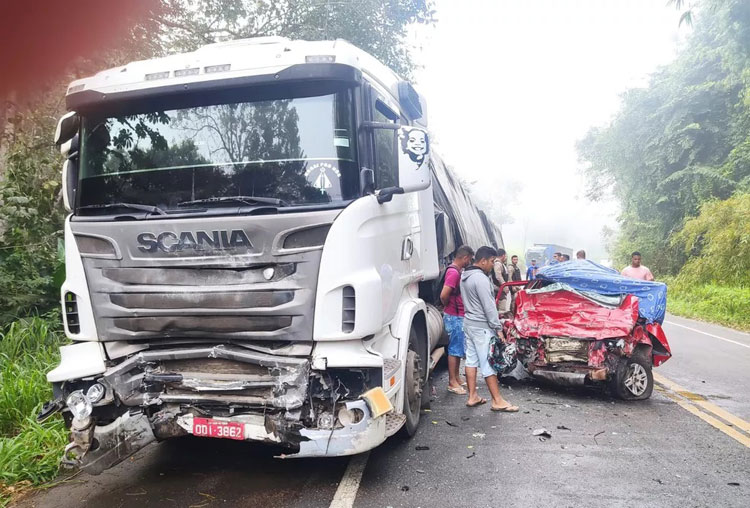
[578,0,750,329]
[0,317,67,504]
[0,0,435,503]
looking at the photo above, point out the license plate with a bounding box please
[192,417,245,440]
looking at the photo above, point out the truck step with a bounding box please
[383,358,401,382]
[384,412,406,437]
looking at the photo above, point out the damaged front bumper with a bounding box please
[63,411,156,475]
[48,343,390,474]
[62,399,386,474]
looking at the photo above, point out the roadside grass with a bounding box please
[666,280,750,332]
[0,316,67,506]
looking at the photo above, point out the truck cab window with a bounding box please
[373,100,399,189]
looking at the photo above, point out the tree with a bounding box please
[160,0,435,78]
[577,0,750,274]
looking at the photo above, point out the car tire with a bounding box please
[610,353,653,400]
[400,329,423,437]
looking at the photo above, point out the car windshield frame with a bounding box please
[76,83,360,217]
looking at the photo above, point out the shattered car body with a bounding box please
[503,272,672,400]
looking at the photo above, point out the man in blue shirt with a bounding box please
[526,259,538,280]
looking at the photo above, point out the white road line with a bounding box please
[664,320,750,349]
[329,451,370,508]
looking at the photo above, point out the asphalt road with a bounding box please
[15,314,750,508]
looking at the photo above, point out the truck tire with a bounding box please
[610,354,653,400]
[400,329,423,437]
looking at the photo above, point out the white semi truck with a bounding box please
[41,37,503,474]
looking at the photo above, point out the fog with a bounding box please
[412,0,685,265]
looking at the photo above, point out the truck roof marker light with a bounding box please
[175,67,200,77]
[145,71,170,81]
[67,83,85,94]
[205,64,231,74]
[305,55,335,64]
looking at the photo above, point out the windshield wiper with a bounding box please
[177,196,289,207]
[78,203,166,215]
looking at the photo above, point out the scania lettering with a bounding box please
[136,229,253,253]
[40,37,503,474]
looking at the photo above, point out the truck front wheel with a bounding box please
[401,329,424,436]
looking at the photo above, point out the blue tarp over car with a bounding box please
[536,260,667,324]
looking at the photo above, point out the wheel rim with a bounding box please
[623,363,648,396]
[405,350,423,417]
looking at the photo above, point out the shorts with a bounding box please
[443,314,465,358]
[463,325,496,378]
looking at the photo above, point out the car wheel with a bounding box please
[611,354,653,400]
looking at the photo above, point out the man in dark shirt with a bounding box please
[440,245,474,394]
[509,255,522,281]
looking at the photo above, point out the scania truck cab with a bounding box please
[42,37,446,474]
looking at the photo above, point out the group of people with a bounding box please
[438,245,656,413]
[440,245,518,412]
[525,249,587,280]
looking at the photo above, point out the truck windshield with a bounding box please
[78,90,358,212]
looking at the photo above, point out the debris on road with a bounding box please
[472,432,486,439]
[460,416,470,421]
[593,431,605,444]
[727,482,740,486]
[415,445,430,451]
[557,425,571,431]
[466,452,476,459]
[445,420,458,427]
[416,469,425,474]
[401,485,410,492]
[532,428,552,439]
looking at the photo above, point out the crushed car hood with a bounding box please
[513,288,639,340]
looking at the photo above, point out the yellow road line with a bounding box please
[653,373,750,434]
[653,373,750,448]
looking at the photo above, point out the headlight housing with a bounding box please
[86,383,106,403]
[66,390,92,420]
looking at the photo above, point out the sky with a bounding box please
[411,0,687,264]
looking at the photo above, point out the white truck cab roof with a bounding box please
[66,37,405,112]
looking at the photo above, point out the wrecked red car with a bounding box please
[499,265,672,400]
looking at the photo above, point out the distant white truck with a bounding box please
[41,37,502,474]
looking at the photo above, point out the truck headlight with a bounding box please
[66,390,93,420]
[86,383,105,403]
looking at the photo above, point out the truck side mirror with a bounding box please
[55,112,79,146]
[397,126,430,193]
[397,82,423,120]
[62,159,78,212]
[61,134,79,212]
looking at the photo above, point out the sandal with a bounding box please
[447,386,467,395]
[490,405,519,413]
[466,398,487,407]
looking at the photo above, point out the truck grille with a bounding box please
[70,211,338,343]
